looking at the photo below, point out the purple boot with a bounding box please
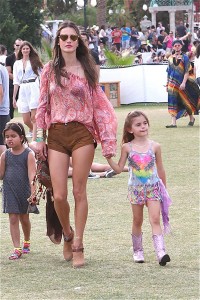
[152,234,170,266]
[131,234,144,263]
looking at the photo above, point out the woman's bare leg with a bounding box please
[48,149,72,260]
[71,144,94,267]
[22,112,33,132]
[72,144,94,246]
[48,149,71,235]
[30,108,37,140]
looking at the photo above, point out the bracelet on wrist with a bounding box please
[36,128,47,142]
[36,137,45,142]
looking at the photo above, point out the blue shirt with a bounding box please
[0,64,9,115]
[121,27,131,41]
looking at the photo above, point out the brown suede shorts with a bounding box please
[47,122,96,156]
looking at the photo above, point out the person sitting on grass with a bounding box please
[68,157,128,179]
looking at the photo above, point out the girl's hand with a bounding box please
[36,141,47,161]
[104,154,113,159]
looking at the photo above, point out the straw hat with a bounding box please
[91,25,99,31]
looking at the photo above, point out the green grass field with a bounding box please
[0,105,199,300]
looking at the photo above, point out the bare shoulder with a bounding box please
[0,151,6,161]
[151,140,161,153]
[27,148,35,160]
[122,142,130,154]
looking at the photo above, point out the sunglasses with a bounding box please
[15,44,20,46]
[59,34,78,41]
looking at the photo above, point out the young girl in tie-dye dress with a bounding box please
[107,111,172,266]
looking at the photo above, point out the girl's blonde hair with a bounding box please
[122,111,149,144]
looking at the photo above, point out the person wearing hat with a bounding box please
[134,52,143,64]
[137,40,151,53]
[166,39,200,128]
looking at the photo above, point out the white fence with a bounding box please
[99,64,168,105]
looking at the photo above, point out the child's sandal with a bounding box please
[63,226,74,261]
[9,248,22,260]
[22,240,30,254]
[72,246,84,268]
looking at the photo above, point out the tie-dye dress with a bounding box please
[127,142,172,233]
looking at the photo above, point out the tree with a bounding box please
[97,0,107,27]
[9,0,44,48]
[0,0,18,54]
[107,0,131,27]
[128,0,151,28]
[46,0,77,18]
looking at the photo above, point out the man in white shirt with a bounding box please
[156,22,165,37]
[105,25,113,50]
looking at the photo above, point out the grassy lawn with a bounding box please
[0,105,199,300]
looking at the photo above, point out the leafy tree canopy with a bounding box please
[46,0,77,18]
[9,0,44,48]
[0,0,18,54]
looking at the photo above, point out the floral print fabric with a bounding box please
[35,62,117,157]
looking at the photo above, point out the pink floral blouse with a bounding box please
[35,62,117,157]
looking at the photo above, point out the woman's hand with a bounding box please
[13,98,17,108]
[179,82,185,90]
[105,155,112,159]
[36,141,48,161]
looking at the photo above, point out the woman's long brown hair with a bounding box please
[53,20,98,89]
[17,41,43,76]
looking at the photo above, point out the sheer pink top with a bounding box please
[35,62,117,157]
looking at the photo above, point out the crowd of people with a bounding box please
[0,19,199,268]
[79,21,200,65]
